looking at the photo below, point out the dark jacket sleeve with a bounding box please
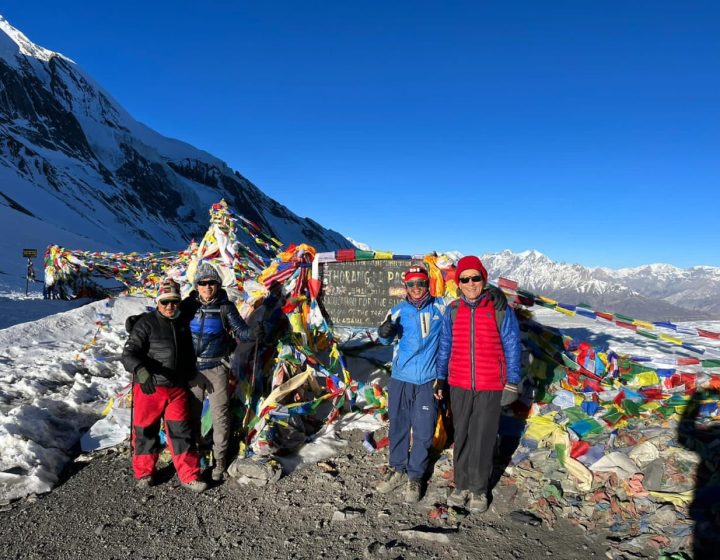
[224,302,251,342]
[121,314,150,374]
[436,307,454,381]
[500,308,522,384]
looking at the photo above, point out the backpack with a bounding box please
[125,313,144,333]
[448,290,506,334]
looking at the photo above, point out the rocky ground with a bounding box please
[0,428,608,560]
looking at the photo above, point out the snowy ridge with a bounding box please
[0,16,69,64]
[480,250,720,321]
[346,237,371,251]
[0,15,351,290]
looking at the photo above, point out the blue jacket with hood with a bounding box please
[182,288,251,370]
[378,296,447,385]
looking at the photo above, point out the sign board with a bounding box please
[319,259,422,328]
[23,248,38,258]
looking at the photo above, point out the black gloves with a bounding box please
[378,317,398,339]
[484,284,508,312]
[500,383,519,407]
[135,366,156,395]
[433,379,449,400]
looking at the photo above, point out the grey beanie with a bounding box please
[194,262,222,287]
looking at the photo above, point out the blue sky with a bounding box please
[3,1,719,268]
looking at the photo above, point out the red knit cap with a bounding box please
[403,265,429,283]
[455,256,488,284]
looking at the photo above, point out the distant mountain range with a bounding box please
[480,250,720,321]
[0,15,351,283]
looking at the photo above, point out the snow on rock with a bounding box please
[0,290,386,503]
[0,293,148,503]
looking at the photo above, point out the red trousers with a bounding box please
[132,385,201,484]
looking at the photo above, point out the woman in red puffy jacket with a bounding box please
[436,256,521,513]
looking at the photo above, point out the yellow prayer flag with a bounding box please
[373,251,393,260]
[629,371,660,388]
[565,457,593,492]
[101,398,114,417]
[648,490,693,507]
[525,414,561,444]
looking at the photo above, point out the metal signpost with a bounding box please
[23,248,38,296]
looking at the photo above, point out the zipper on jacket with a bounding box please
[171,320,178,372]
[195,307,206,355]
[416,307,423,379]
[470,305,476,391]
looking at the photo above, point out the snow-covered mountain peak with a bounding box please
[480,250,720,321]
[517,249,548,260]
[347,237,371,251]
[0,15,69,64]
[0,15,352,289]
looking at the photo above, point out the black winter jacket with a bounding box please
[121,310,196,387]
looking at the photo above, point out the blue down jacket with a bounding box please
[378,297,447,385]
[182,289,251,370]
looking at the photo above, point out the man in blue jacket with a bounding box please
[376,265,446,503]
[183,262,262,481]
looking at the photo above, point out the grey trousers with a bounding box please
[450,386,502,495]
[189,365,230,464]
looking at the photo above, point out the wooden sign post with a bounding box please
[318,259,422,328]
[22,248,38,296]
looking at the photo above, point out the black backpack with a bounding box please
[447,288,506,334]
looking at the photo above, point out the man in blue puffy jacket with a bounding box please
[182,262,262,481]
[376,265,446,503]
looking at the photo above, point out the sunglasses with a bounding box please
[406,280,429,288]
[159,300,180,306]
[459,275,484,284]
[197,280,218,287]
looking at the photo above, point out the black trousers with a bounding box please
[450,386,502,494]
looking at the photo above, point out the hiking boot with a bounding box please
[182,479,208,493]
[135,476,154,489]
[376,469,407,494]
[403,479,422,504]
[467,492,489,513]
[211,461,226,482]
[447,488,469,507]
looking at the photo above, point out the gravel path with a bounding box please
[0,429,607,560]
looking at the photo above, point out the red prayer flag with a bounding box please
[697,329,720,340]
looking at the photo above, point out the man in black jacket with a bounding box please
[122,278,207,492]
